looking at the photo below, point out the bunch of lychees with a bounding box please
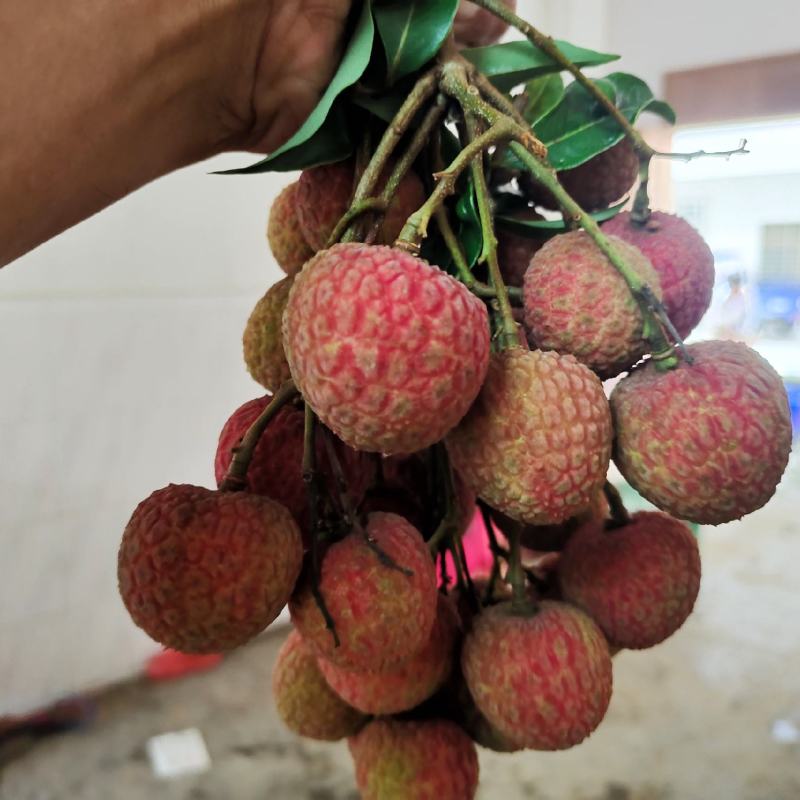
[117,1,791,797]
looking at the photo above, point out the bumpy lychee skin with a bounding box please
[524,140,639,212]
[272,629,366,741]
[453,0,517,48]
[118,484,302,653]
[446,348,612,526]
[283,243,490,454]
[611,340,792,524]
[317,595,459,715]
[558,511,701,649]
[295,161,425,251]
[242,277,292,392]
[496,221,546,288]
[267,182,314,276]
[349,719,479,800]
[602,211,715,339]
[290,513,438,670]
[462,601,612,750]
[523,230,662,378]
[214,398,373,544]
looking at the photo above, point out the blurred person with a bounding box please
[715,273,749,340]
[0,0,352,268]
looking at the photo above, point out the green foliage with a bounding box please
[535,73,676,170]
[373,0,459,84]
[219,1,374,174]
[496,200,626,235]
[461,40,619,92]
[519,74,564,125]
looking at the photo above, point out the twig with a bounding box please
[219,382,298,491]
[603,481,631,528]
[465,112,519,350]
[302,405,340,648]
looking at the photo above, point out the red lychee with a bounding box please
[611,340,792,524]
[524,139,639,212]
[214,397,374,545]
[349,719,479,800]
[558,511,701,649]
[267,182,314,276]
[461,601,612,750]
[317,595,459,715]
[453,0,517,48]
[295,161,425,251]
[446,348,612,525]
[242,277,292,392]
[282,243,490,454]
[523,230,662,378]
[602,211,715,339]
[289,513,438,670]
[272,629,366,741]
[118,484,302,653]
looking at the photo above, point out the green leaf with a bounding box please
[455,177,483,268]
[373,0,459,84]
[535,73,674,170]
[520,74,564,125]
[643,99,677,125]
[496,200,626,233]
[218,1,374,175]
[462,40,619,92]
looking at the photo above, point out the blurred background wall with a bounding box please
[2,0,799,715]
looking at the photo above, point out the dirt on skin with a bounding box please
[2,455,800,800]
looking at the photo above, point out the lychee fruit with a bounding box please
[242,277,292,392]
[611,339,793,524]
[602,211,715,339]
[349,719,479,800]
[118,484,302,653]
[524,139,639,212]
[461,601,612,750]
[282,243,490,454]
[294,161,426,251]
[271,629,366,741]
[496,217,546,288]
[214,397,374,544]
[558,511,701,649]
[267,182,314,276]
[317,595,459,715]
[446,348,612,525]
[289,512,437,670]
[453,0,517,48]
[523,229,662,378]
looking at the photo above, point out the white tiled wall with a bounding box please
[1,154,289,715]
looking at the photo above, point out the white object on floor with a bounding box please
[146,728,212,779]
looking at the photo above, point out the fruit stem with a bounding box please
[395,116,518,252]
[603,481,631,529]
[327,198,387,246]
[465,112,520,350]
[339,68,440,243]
[427,444,460,555]
[219,381,299,491]
[631,153,652,225]
[468,0,655,160]
[507,140,680,371]
[507,526,528,613]
[319,427,355,530]
[302,405,341,648]
[363,95,448,244]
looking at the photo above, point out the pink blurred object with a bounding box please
[145,650,223,681]
[438,506,495,586]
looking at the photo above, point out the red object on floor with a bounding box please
[145,650,223,681]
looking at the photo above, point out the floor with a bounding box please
[2,453,800,800]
